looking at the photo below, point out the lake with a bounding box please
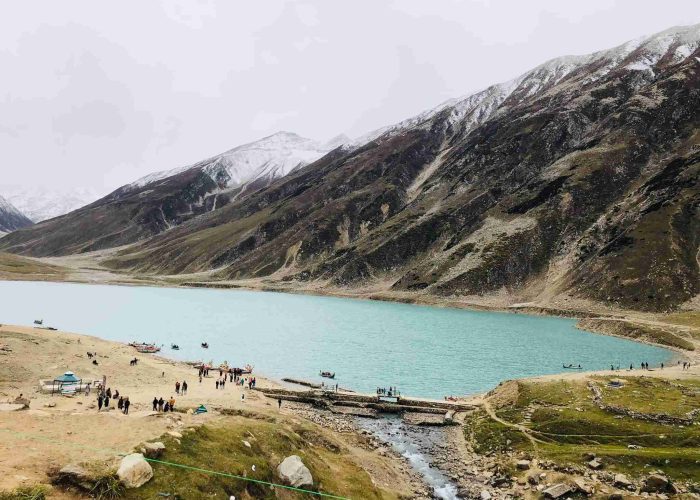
[0,280,672,398]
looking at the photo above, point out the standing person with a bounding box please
[104,394,109,408]
[169,396,175,411]
[215,380,219,390]
[97,395,103,411]
[182,381,188,395]
[106,387,112,399]
[278,398,282,410]
[241,392,245,403]
[85,383,91,397]
[175,381,180,395]
[158,397,164,412]
[117,396,124,410]
[123,397,130,415]
[199,374,202,383]
[221,378,225,389]
[152,397,158,412]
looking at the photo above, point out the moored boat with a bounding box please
[320,370,335,379]
[562,364,582,369]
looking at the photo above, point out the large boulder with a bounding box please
[117,453,153,488]
[277,455,313,488]
[641,473,670,493]
[141,442,166,459]
[54,463,95,490]
[543,483,572,499]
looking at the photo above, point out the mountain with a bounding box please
[0,132,338,254]
[0,195,33,234]
[0,186,103,222]
[2,25,699,312]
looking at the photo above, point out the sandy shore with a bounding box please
[0,324,426,496]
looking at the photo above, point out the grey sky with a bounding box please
[1,0,699,193]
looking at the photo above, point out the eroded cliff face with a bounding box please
[3,26,699,312]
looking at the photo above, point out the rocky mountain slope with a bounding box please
[0,132,338,254]
[0,195,33,234]
[2,25,699,312]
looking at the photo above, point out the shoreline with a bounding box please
[3,274,697,364]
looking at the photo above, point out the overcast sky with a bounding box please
[1,0,699,194]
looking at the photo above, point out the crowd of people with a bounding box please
[95,384,130,414]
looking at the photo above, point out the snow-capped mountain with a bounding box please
[355,24,700,146]
[0,186,103,222]
[0,195,33,234]
[125,131,341,195]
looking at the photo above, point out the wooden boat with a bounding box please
[562,364,582,369]
[319,371,335,379]
[201,342,209,348]
[136,345,160,353]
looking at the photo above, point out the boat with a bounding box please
[319,371,335,379]
[242,364,253,374]
[34,319,43,326]
[171,344,180,350]
[562,364,583,369]
[136,345,160,353]
[201,342,209,349]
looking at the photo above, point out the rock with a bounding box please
[44,402,57,408]
[609,494,624,500]
[0,403,26,412]
[527,474,539,486]
[277,455,313,488]
[480,490,492,500]
[142,442,166,459]
[12,396,30,409]
[516,459,531,470]
[55,463,95,490]
[117,453,153,488]
[166,431,182,438]
[641,474,669,493]
[614,474,633,489]
[583,452,596,460]
[242,440,251,448]
[574,478,593,495]
[543,483,572,499]
[588,459,603,470]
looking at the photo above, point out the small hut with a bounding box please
[52,371,82,395]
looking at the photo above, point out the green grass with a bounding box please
[467,377,700,482]
[125,414,398,500]
[0,253,66,280]
[0,485,49,500]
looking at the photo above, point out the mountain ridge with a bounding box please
[1,24,699,313]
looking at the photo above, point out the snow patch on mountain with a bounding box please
[353,24,700,147]
[127,131,336,193]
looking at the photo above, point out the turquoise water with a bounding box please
[0,281,672,398]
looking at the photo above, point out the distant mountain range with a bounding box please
[0,186,102,222]
[0,195,33,234]
[1,24,699,312]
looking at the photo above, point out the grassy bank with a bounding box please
[465,377,700,483]
[126,413,399,500]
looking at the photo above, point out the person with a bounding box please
[221,378,225,389]
[241,393,245,403]
[169,396,175,411]
[164,401,170,412]
[158,397,164,412]
[92,359,98,365]
[152,397,158,412]
[117,396,124,410]
[162,371,165,377]
[215,380,219,390]
[182,381,188,395]
[123,397,130,415]
[97,395,103,411]
[106,388,111,399]
[104,394,110,408]
[85,383,91,397]
[199,374,202,383]
[113,390,119,400]
[661,362,664,369]
[175,381,180,395]
[278,398,282,410]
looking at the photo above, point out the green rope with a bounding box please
[0,428,349,499]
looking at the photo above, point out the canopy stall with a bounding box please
[51,371,82,396]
